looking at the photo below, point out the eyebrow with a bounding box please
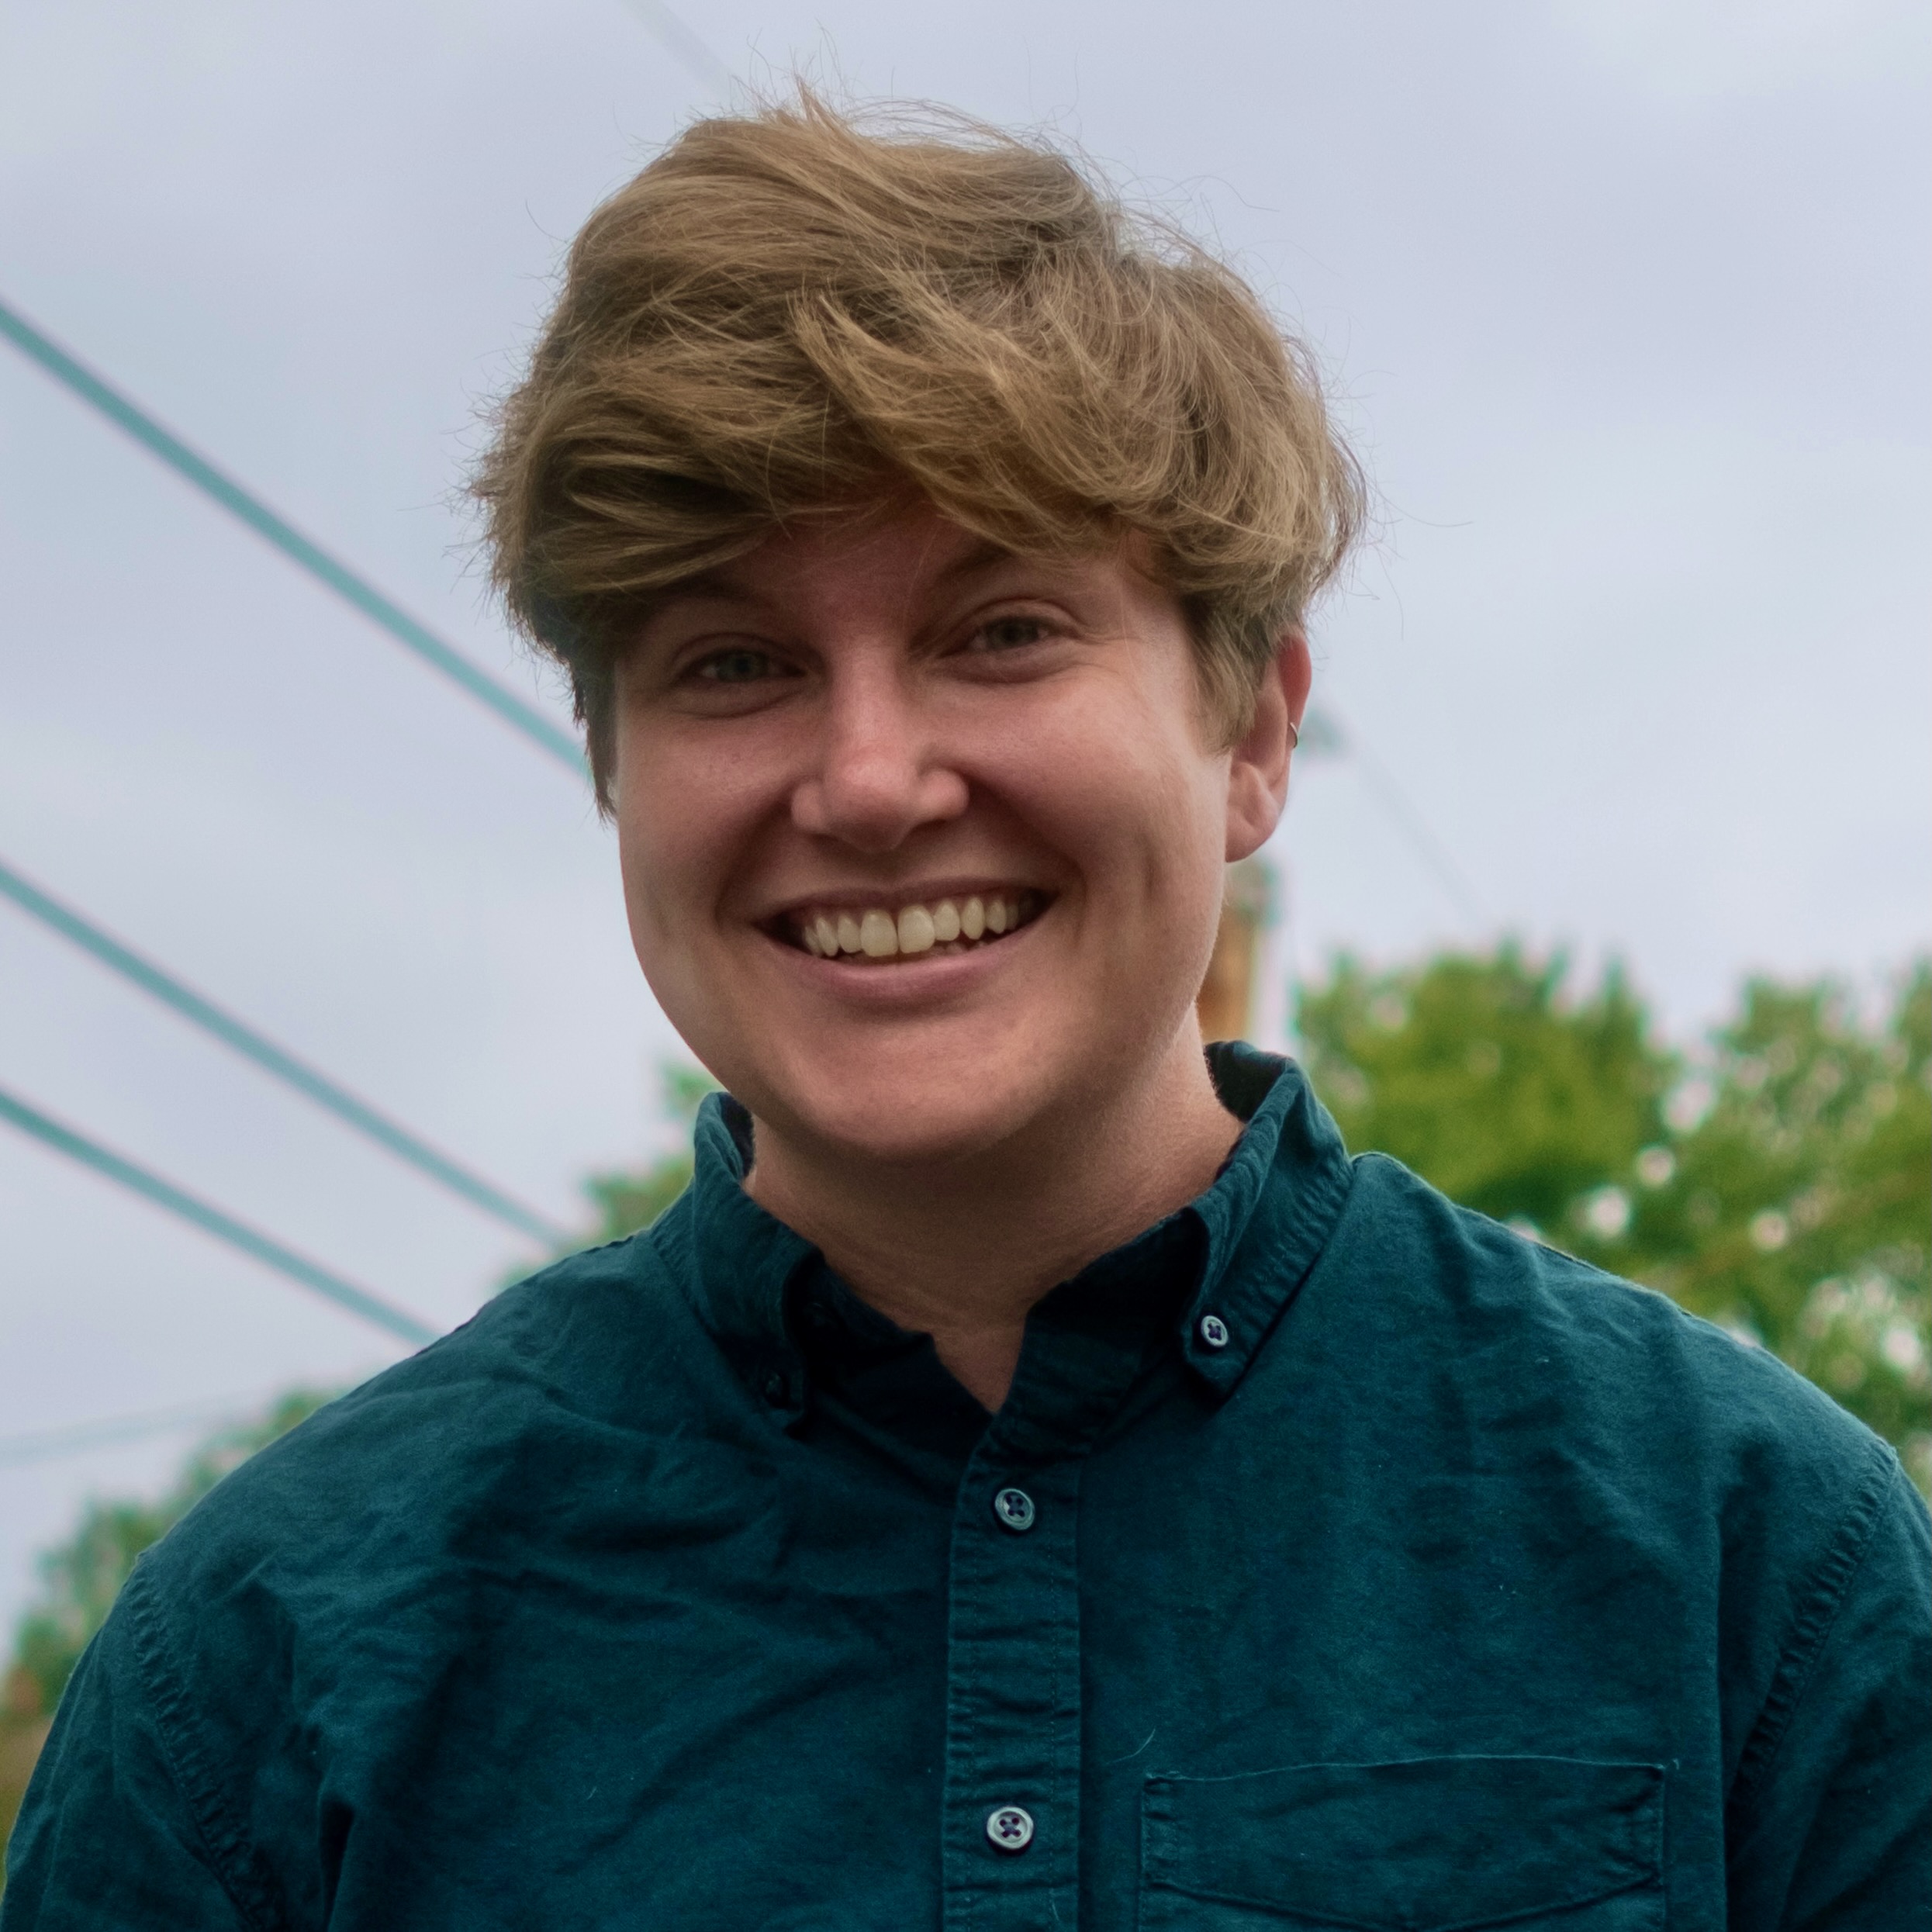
[645,533,1028,617]
[651,563,754,607]
[925,536,1028,593]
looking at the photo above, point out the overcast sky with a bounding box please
[0,0,1926,1628]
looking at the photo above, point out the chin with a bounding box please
[755,1055,1067,1174]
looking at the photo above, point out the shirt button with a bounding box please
[992,1487,1036,1533]
[1198,1312,1231,1349]
[762,1371,791,1406]
[986,1805,1035,1852]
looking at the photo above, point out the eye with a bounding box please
[692,645,784,684]
[964,614,1054,654]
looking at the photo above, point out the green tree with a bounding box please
[572,1064,717,1245]
[1630,968,1930,1465]
[493,1063,717,1298]
[1297,949,1931,1490]
[1294,944,1673,1234]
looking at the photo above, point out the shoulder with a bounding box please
[1332,1152,1882,1436]
[81,1214,758,1802]
[13,1226,721,1917]
[1316,1151,1905,1544]
[128,1218,718,1621]
[1304,1153,1926,1779]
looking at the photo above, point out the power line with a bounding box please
[1346,737,1490,930]
[617,0,733,93]
[1295,704,1491,929]
[0,1391,278,1468]
[0,853,568,1246]
[0,1083,439,1347]
[0,294,586,778]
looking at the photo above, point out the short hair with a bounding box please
[475,91,1365,805]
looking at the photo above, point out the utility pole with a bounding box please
[1196,857,1276,1043]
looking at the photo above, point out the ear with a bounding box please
[1225,630,1310,862]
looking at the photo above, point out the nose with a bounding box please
[789,656,968,851]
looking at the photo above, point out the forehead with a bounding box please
[716,507,1003,600]
[662,502,1162,625]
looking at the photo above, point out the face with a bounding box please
[611,502,1302,1170]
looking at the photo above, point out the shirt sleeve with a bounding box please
[0,1569,256,1931]
[1726,1455,1932,1930]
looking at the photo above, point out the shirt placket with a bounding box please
[941,1432,1087,1932]
[931,1218,1215,1932]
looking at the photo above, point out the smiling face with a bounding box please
[611,502,1301,1174]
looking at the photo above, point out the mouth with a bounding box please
[769,889,1050,963]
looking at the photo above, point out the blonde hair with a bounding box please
[475,92,1365,803]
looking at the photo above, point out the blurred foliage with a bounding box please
[1298,949,1931,1491]
[1294,944,1673,1231]
[570,1063,717,1246]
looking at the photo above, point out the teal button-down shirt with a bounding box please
[7,1049,1927,1928]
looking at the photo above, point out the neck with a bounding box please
[744,1034,1241,1412]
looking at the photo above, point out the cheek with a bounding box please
[611,725,765,954]
[980,685,1227,887]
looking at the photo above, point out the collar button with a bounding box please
[1198,1312,1231,1350]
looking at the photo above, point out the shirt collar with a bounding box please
[667,1096,814,1416]
[1177,1042,1356,1398]
[664,1044,1354,1418]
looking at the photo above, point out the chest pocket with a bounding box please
[1139,1755,1664,1930]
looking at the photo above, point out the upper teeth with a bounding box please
[798,894,1032,959]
